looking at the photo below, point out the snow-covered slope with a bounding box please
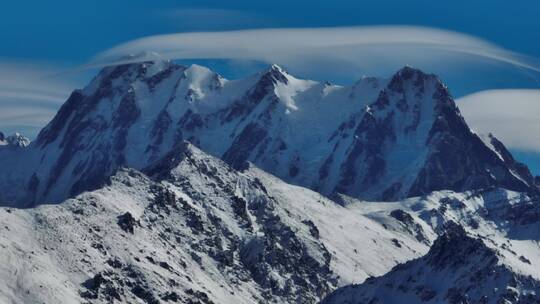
[324,188,540,304]
[2,140,537,304]
[322,223,540,304]
[0,142,428,304]
[0,62,536,206]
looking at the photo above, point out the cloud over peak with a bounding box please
[90,25,540,78]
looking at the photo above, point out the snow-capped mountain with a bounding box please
[1,61,539,304]
[0,61,536,206]
[0,142,428,304]
[0,131,30,148]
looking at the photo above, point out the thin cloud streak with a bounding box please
[0,61,78,137]
[0,91,67,103]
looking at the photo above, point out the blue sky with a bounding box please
[2,1,540,63]
[0,0,539,173]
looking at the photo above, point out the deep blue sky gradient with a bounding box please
[3,1,540,62]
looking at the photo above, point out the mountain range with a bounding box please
[0,61,538,303]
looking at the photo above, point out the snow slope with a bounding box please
[1,141,537,304]
[324,188,540,303]
[0,142,427,304]
[322,224,540,304]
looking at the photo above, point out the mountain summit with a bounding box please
[0,62,536,205]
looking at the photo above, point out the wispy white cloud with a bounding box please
[3,26,540,141]
[0,62,72,99]
[0,61,79,137]
[457,89,540,152]
[89,26,540,78]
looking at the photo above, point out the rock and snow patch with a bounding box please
[0,132,30,147]
[322,223,540,304]
[0,143,427,303]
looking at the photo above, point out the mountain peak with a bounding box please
[396,65,429,77]
[96,59,177,82]
[117,50,164,62]
[143,141,197,180]
[386,65,442,93]
[0,132,30,148]
[269,63,286,72]
[185,63,214,74]
[259,64,289,85]
[184,64,225,91]
[425,222,491,268]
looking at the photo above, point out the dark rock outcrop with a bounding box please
[117,212,138,234]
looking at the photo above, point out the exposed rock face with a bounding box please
[322,222,540,304]
[389,209,429,244]
[117,212,138,234]
[0,62,536,206]
[408,114,535,197]
[144,142,338,302]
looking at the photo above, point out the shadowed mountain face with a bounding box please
[0,61,536,206]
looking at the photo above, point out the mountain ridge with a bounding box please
[0,140,430,303]
[0,61,536,206]
[1,139,538,303]
[322,222,540,304]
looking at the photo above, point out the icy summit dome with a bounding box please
[96,50,165,67]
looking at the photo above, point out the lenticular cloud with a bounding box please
[90,26,540,73]
[457,89,540,152]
